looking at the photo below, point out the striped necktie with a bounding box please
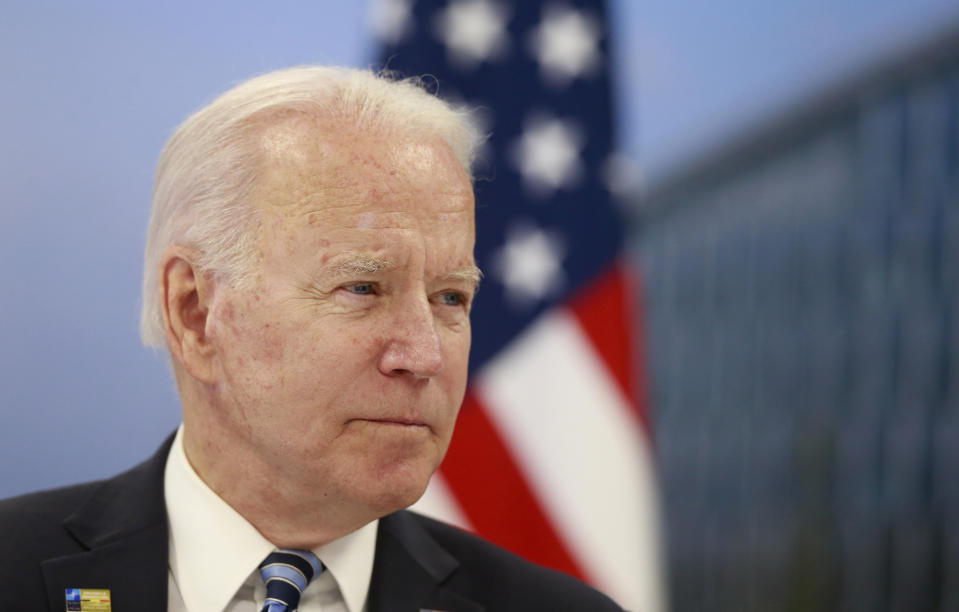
[258,549,324,612]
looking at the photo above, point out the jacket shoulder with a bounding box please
[0,479,106,595]
[405,512,625,611]
[0,436,173,607]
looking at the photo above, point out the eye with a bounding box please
[435,291,467,307]
[345,283,375,295]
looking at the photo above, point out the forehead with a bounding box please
[253,114,473,219]
[249,115,475,267]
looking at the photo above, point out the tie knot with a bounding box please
[259,549,324,612]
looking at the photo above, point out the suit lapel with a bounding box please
[368,512,484,612]
[41,436,174,612]
[36,437,482,612]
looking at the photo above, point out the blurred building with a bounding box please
[632,21,959,612]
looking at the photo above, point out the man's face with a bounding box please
[202,117,477,518]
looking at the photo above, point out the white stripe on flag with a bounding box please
[475,307,665,612]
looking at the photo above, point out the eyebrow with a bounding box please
[444,265,484,291]
[332,256,394,276]
[328,254,482,290]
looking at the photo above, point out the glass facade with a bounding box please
[634,32,959,612]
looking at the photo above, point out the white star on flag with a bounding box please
[433,0,511,70]
[510,113,585,197]
[369,0,415,45]
[528,4,603,87]
[492,223,566,307]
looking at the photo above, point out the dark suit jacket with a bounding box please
[0,436,625,611]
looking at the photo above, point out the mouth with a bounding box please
[356,417,429,428]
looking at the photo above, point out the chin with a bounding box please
[360,458,437,515]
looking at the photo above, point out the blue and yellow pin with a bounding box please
[65,588,111,611]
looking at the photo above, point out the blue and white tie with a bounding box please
[259,549,324,612]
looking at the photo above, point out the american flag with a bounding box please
[370,1,663,609]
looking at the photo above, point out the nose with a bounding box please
[378,295,444,379]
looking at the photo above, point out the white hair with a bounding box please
[140,66,481,347]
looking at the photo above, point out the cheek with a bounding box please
[444,330,471,375]
[211,295,290,368]
[303,324,383,362]
[293,327,389,402]
[252,322,287,362]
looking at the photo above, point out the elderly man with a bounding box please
[0,67,624,611]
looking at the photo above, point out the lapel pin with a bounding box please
[65,588,112,611]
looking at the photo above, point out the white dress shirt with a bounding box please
[164,426,378,612]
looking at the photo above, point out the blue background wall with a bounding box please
[2,0,958,503]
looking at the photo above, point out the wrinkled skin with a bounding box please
[173,116,478,547]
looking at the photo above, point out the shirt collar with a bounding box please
[314,517,378,612]
[164,424,378,612]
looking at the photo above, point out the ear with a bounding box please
[159,246,218,384]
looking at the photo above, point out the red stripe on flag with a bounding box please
[567,262,651,432]
[439,391,589,582]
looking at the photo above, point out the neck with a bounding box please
[180,408,374,549]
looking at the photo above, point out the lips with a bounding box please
[358,417,428,427]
